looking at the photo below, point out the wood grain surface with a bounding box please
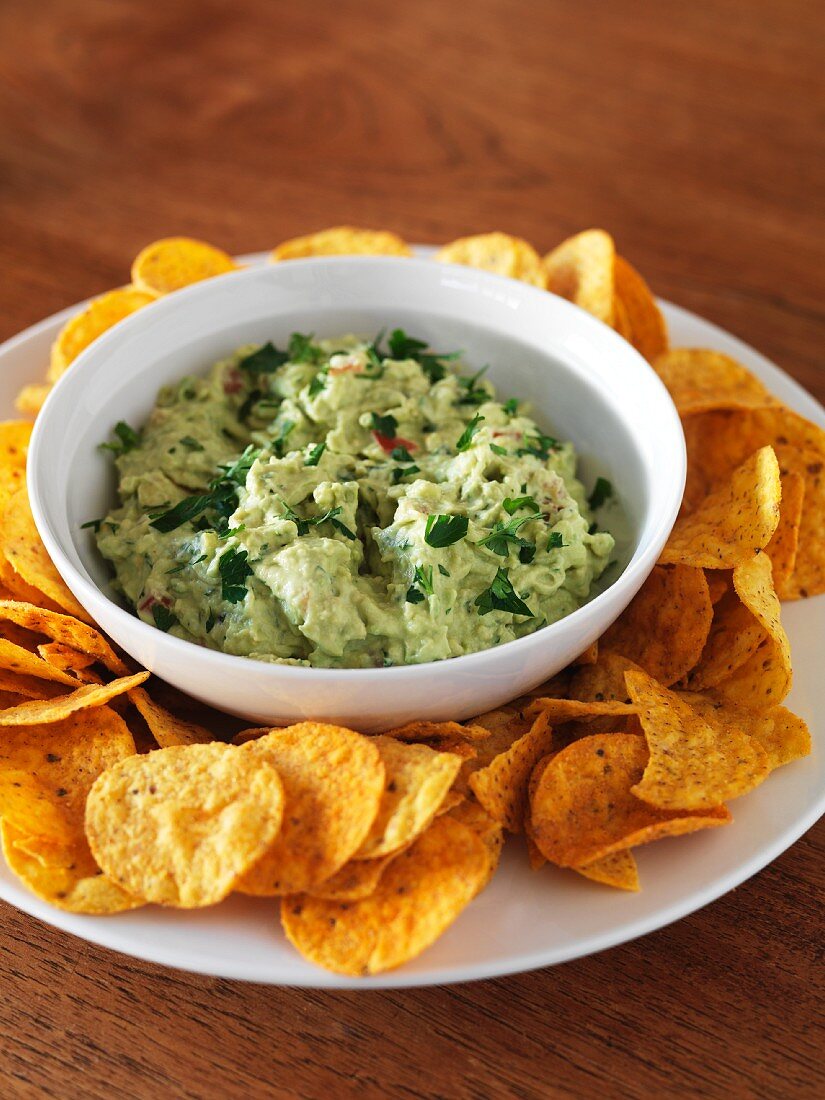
[0,0,823,1096]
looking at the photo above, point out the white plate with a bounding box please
[0,251,822,989]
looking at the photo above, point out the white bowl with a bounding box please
[28,257,685,730]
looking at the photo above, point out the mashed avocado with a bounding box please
[94,330,615,668]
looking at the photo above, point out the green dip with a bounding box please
[94,330,616,668]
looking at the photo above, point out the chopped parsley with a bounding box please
[219,546,252,603]
[307,365,329,397]
[287,332,324,364]
[477,514,534,557]
[516,432,560,460]
[391,465,420,484]
[151,604,176,632]
[149,446,260,533]
[490,443,508,456]
[406,564,434,603]
[370,411,398,438]
[503,398,519,416]
[179,436,204,452]
[424,514,468,548]
[456,366,490,407]
[205,610,217,632]
[588,477,614,510]
[305,442,327,467]
[272,419,296,458]
[503,495,540,516]
[238,342,290,374]
[279,500,354,539]
[546,531,565,549]
[474,568,533,617]
[81,518,102,532]
[388,328,460,384]
[99,421,141,457]
[390,445,415,463]
[455,414,484,452]
[438,564,451,577]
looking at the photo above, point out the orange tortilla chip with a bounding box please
[530,734,731,867]
[386,720,490,743]
[575,850,639,891]
[0,600,124,672]
[568,652,647,735]
[0,421,32,510]
[526,698,636,723]
[0,638,80,686]
[767,473,804,597]
[14,384,51,420]
[613,256,668,361]
[681,406,825,598]
[437,232,547,287]
[677,693,811,774]
[687,586,765,691]
[280,816,489,976]
[710,552,792,709]
[468,712,554,833]
[306,851,399,902]
[0,671,147,726]
[626,670,770,810]
[49,287,155,382]
[237,723,385,896]
[131,237,238,296]
[661,447,781,568]
[37,641,96,673]
[129,685,214,747]
[272,227,411,260]
[706,571,730,605]
[653,348,777,415]
[543,229,614,323]
[448,798,505,891]
[1,490,93,621]
[0,670,62,699]
[601,565,712,686]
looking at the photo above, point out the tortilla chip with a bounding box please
[386,720,490,743]
[681,406,825,598]
[574,850,640,891]
[653,348,777,415]
[0,670,62,699]
[48,287,155,382]
[131,237,238,296]
[1,490,92,622]
[687,587,765,691]
[530,734,731,867]
[0,600,124,672]
[37,641,96,674]
[272,227,411,260]
[706,571,730,605]
[709,552,792,709]
[768,473,805,597]
[567,652,648,735]
[280,816,489,976]
[306,851,400,902]
[613,295,633,340]
[572,640,599,666]
[661,447,781,569]
[543,229,614,323]
[85,743,285,907]
[677,694,811,774]
[353,736,462,859]
[468,712,554,833]
[129,684,214,747]
[0,671,147,726]
[236,723,384,896]
[601,564,712,686]
[14,384,51,420]
[448,798,505,890]
[0,638,80,686]
[526,698,636,723]
[2,821,141,913]
[613,256,668,361]
[437,232,546,288]
[626,670,769,810]
[0,769,77,846]
[0,421,32,511]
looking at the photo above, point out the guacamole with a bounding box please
[94,330,616,668]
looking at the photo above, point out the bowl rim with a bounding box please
[28,254,687,681]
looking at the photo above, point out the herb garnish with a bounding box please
[406,564,434,603]
[205,610,216,632]
[390,445,415,463]
[100,421,141,457]
[456,366,490,407]
[455,414,484,452]
[272,419,295,458]
[149,445,260,533]
[391,465,420,484]
[81,518,102,532]
[219,546,252,604]
[388,329,460,384]
[474,568,533,617]
[516,433,560,460]
[370,412,398,438]
[490,443,508,456]
[424,514,468,548]
[503,495,540,516]
[179,436,204,452]
[238,342,290,374]
[502,398,519,416]
[308,366,329,397]
[477,514,534,557]
[305,442,327,467]
[588,477,614,510]
[279,500,355,539]
[546,531,565,549]
[151,605,177,632]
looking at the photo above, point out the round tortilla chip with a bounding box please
[353,736,462,860]
[306,851,400,902]
[530,733,731,867]
[437,232,546,288]
[48,286,155,382]
[2,821,142,914]
[281,816,489,976]
[613,256,668,361]
[687,587,765,691]
[574,850,640,892]
[468,712,554,833]
[677,693,811,774]
[131,237,238,296]
[0,420,31,511]
[543,229,614,323]
[236,723,384,896]
[129,684,214,747]
[85,743,285,908]
[625,670,770,810]
[272,227,411,260]
[661,446,781,569]
[653,348,777,415]
[601,565,713,686]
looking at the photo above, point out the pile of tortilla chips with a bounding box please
[2,227,820,977]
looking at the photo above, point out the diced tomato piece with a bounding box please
[372,432,418,454]
[223,368,243,394]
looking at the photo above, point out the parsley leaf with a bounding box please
[406,563,434,603]
[391,464,420,485]
[238,342,289,374]
[288,332,324,364]
[502,398,519,416]
[406,586,426,604]
[179,436,204,452]
[456,366,490,406]
[390,445,415,463]
[100,421,141,457]
[370,411,398,438]
[490,443,508,456]
[477,514,534,557]
[388,328,459,384]
[81,518,102,532]
[305,442,327,467]
[503,495,540,516]
[547,531,565,549]
[151,605,176,632]
[588,477,614,510]
[519,544,536,564]
[272,419,295,458]
[474,567,533,617]
[219,546,252,604]
[455,414,484,452]
[238,387,262,421]
[517,433,560,460]
[438,564,451,577]
[424,514,468,548]
[149,492,220,533]
[308,365,329,397]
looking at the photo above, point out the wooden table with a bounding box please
[1,1,822,1095]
